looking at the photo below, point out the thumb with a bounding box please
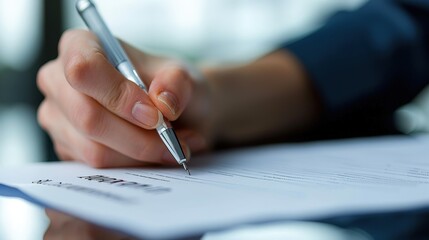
[148,65,194,121]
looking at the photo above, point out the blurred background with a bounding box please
[0,0,369,167]
[0,0,428,239]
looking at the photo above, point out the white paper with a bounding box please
[1,135,429,239]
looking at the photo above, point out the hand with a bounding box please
[202,50,321,146]
[37,29,208,168]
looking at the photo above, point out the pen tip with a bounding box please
[182,163,191,176]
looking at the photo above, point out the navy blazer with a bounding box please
[286,0,429,138]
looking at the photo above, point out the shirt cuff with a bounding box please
[285,0,427,117]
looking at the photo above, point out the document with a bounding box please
[1,135,429,239]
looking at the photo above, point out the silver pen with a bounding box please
[76,0,190,175]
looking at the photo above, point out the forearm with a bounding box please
[201,50,322,147]
[287,0,429,122]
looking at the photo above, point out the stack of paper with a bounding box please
[1,135,429,239]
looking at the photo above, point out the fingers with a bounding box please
[37,58,181,167]
[38,100,157,168]
[148,65,194,121]
[37,29,201,168]
[59,29,161,130]
[58,29,194,128]
[41,76,175,165]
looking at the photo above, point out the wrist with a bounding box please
[202,50,322,147]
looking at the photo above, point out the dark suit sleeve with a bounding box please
[285,0,429,136]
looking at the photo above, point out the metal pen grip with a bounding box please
[76,0,128,66]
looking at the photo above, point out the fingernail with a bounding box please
[157,91,179,116]
[132,102,159,128]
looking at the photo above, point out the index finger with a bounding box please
[59,29,162,130]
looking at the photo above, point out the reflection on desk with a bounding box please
[44,209,137,240]
[42,208,429,240]
[41,208,369,240]
[1,197,429,240]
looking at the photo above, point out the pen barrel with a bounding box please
[76,0,128,67]
[117,62,147,91]
[157,127,187,164]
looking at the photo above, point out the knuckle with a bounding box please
[64,47,106,92]
[82,144,107,168]
[173,68,194,95]
[64,51,91,90]
[71,101,106,138]
[168,67,190,83]
[104,80,132,113]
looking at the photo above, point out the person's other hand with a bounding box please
[37,29,208,168]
